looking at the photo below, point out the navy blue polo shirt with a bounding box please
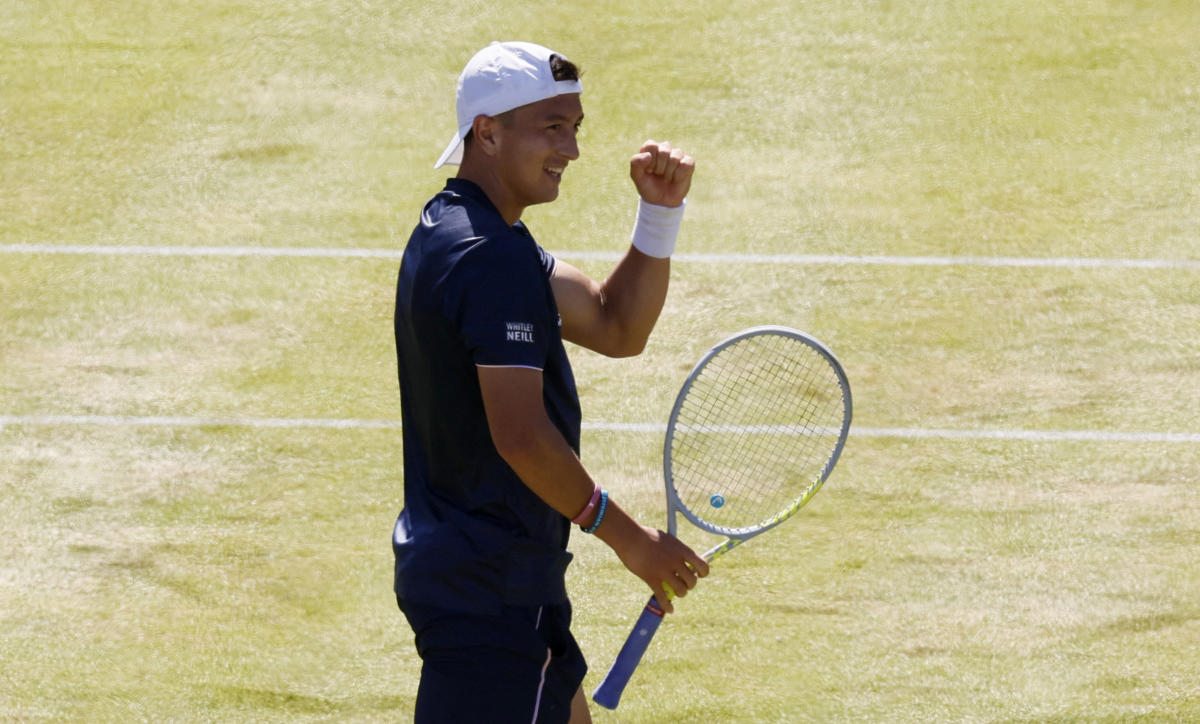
[393,178,581,616]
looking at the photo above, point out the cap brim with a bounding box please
[433,124,472,169]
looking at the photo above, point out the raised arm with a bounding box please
[550,251,668,358]
[551,140,694,358]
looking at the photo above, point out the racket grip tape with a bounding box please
[592,596,666,710]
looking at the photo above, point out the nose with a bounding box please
[560,128,580,160]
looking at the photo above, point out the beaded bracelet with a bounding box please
[570,485,603,526]
[582,489,609,534]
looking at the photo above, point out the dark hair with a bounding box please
[548,54,581,82]
[462,54,582,151]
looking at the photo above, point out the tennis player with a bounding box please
[392,41,708,723]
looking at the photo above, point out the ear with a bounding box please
[472,114,503,158]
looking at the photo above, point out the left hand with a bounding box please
[629,140,694,208]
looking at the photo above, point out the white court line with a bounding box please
[0,244,402,259]
[1,415,1198,443]
[3,243,1199,270]
[0,414,400,430]
[850,426,1200,444]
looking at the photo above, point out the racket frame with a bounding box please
[665,325,853,545]
[592,326,852,710]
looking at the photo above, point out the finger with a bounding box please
[658,150,680,180]
[657,582,676,613]
[631,140,659,174]
[688,551,710,578]
[653,142,673,175]
[673,154,696,185]
[660,147,687,182]
[673,568,697,593]
[629,151,653,175]
[638,138,660,154]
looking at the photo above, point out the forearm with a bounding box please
[489,401,648,552]
[595,249,670,356]
[494,413,600,520]
[483,379,708,612]
[496,422,689,599]
[500,426,641,557]
[597,194,688,352]
[551,199,685,357]
[574,138,691,357]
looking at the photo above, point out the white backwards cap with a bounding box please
[434,41,583,169]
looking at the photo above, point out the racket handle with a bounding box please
[592,596,666,710]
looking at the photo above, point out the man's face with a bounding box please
[491,93,584,211]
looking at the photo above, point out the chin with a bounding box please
[530,189,560,207]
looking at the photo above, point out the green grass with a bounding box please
[3,0,1200,721]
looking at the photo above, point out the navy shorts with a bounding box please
[398,597,588,724]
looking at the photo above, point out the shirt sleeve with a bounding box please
[538,244,557,278]
[451,236,556,370]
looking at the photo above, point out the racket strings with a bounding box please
[670,334,847,531]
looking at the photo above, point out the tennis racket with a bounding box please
[592,325,852,710]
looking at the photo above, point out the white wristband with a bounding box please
[630,198,686,258]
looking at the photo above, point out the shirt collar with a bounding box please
[443,177,528,234]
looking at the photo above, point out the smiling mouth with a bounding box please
[545,166,565,180]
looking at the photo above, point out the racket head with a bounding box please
[663,326,852,538]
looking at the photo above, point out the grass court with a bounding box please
[3,1,1199,721]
